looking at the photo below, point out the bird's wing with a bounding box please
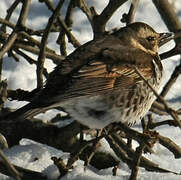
[57,47,155,100]
[39,33,157,104]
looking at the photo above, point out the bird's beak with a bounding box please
[159,32,174,47]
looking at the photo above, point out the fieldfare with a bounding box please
[3,22,174,128]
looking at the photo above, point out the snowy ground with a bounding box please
[1,0,181,179]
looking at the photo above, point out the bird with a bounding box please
[2,22,174,129]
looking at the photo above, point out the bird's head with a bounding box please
[114,22,174,55]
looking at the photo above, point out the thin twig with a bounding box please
[0,45,2,82]
[129,143,146,180]
[147,113,178,129]
[15,42,64,63]
[153,0,181,35]
[0,160,47,180]
[57,0,75,56]
[0,18,58,55]
[158,134,181,159]
[92,0,128,37]
[8,50,20,62]
[0,32,18,59]
[76,0,93,23]
[106,133,178,174]
[0,0,22,32]
[84,129,102,171]
[36,0,65,88]
[51,157,69,178]
[0,149,22,180]
[160,61,181,97]
[160,44,181,60]
[16,0,32,27]
[121,0,140,24]
[0,0,31,59]
[14,49,49,79]
[42,0,81,47]
[66,135,104,169]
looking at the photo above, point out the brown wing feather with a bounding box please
[41,40,156,103]
[59,55,154,100]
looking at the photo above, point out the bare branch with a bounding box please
[160,61,181,97]
[57,0,75,56]
[106,133,178,174]
[121,0,140,24]
[0,0,22,32]
[36,0,65,88]
[0,149,22,180]
[93,0,128,37]
[41,0,81,47]
[0,0,31,59]
[129,143,146,180]
[0,32,18,59]
[152,0,181,34]
[158,134,181,159]
[0,160,47,180]
[75,0,93,25]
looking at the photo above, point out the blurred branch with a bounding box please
[129,143,146,180]
[153,0,181,100]
[57,0,75,56]
[0,80,8,109]
[7,88,36,102]
[36,0,65,88]
[15,49,49,79]
[150,101,168,115]
[75,0,93,25]
[51,157,69,178]
[151,101,181,116]
[0,0,22,32]
[0,133,8,149]
[0,18,58,54]
[152,0,181,34]
[84,129,102,171]
[0,149,22,180]
[92,0,128,37]
[160,61,181,97]
[15,42,64,64]
[0,32,18,59]
[0,119,81,151]
[41,0,81,48]
[0,0,31,59]
[0,160,47,180]
[0,31,65,64]
[0,49,2,81]
[160,45,181,60]
[158,134,181,159]
[106,133,178,174]
[0,119,118,170]
[121,0,140,24]
[147,114,178,129]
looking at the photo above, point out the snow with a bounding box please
[1,0,181,179]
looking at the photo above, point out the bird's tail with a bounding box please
[1,102,48,121]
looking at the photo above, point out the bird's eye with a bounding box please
[147,36,155,41]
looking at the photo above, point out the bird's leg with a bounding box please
[84,128,103,171]
[67,128,104,171]
[66,138,89,169]
[66,124,88,169]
